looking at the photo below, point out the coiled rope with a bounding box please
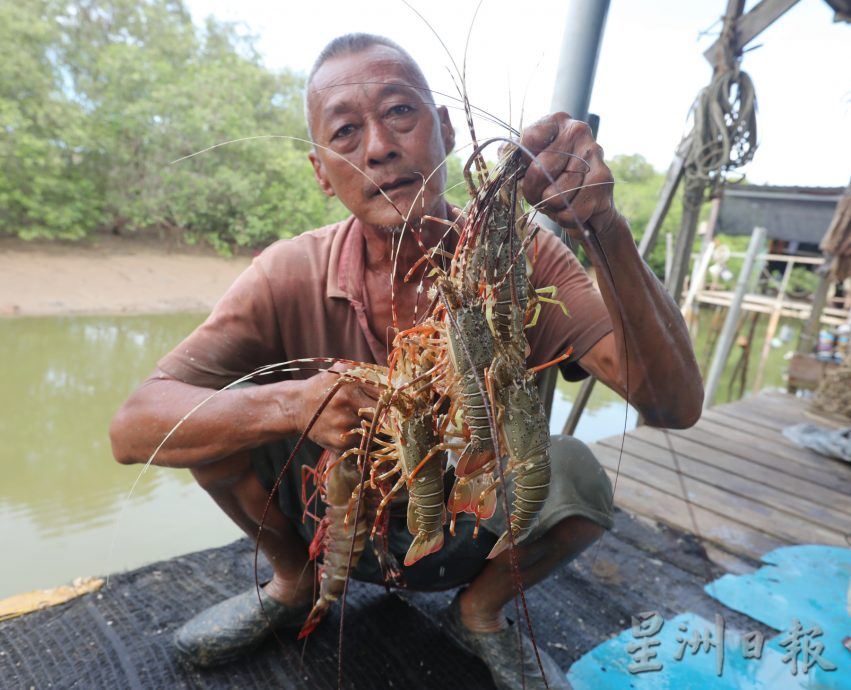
[683,13,758,205]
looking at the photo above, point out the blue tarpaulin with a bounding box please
[568,545,850,689]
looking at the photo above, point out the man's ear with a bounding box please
[308,150,336,197]
[438,106,455,153]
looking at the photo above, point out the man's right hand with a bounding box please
[293,366,381,453]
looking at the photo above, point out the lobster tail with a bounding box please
[403,529,445,566]
[447,469,497,520]
[297,602,329,640]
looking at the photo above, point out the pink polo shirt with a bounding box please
[158,217,612,388]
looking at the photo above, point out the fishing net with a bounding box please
[0,539,487,689]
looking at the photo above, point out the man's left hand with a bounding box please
[520,112,617,238]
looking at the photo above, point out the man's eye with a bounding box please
[388,104,414,117]
[332,124,354,140]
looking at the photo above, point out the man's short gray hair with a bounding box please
[304,33,433,141]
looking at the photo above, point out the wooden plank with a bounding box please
[754,391,851,429]
[722,395,808,428]
[694,416,847,474]
[738,391,823,423]
[668,421,851,495]
[656,412,851,511]
[738,394,811,420]
[694,293,850,326]
[598,433,851,526]
[701,407,797,442]
[628,424,851,495]
[710,402,792,433]
[701,407,848,454]
[760,390,851,421]
[593,445,848,547]
[598,468,786,562]
[720,397,851,442]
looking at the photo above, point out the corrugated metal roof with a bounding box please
[717,184,844,243]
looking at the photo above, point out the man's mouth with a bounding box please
[373,177,418,197]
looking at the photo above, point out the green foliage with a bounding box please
[0,0,104,239]
[444,153,470,209]
[784,266,819,298]
[2,4,708,259]
[0,0,344,250]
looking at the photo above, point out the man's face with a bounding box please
[307,45,455,231]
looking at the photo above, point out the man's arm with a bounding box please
[109,368,378,467]
[521,113,702,428]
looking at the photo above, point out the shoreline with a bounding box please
[0,236,252,317]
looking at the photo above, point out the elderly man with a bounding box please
[110,33,701,689]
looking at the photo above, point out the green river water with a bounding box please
[0,310,792,599]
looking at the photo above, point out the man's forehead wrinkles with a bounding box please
[314,80,421,101]
[316,81,425,122]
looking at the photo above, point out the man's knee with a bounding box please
[543,434,614,531]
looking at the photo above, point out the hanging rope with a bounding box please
[682,12,758,205]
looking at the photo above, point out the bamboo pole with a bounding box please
[682,242,716,326]
[664,232,673,285]
[703,226,766,409]
[751,259,795,392]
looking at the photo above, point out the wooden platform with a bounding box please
[589,391,851,571]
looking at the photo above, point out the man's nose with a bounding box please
[364,120,399,166]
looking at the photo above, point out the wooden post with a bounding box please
[796,269,832,355]
[664,232,673,285]
[700,197,722,253]
[562,370,596,435]
[703,226,766,409]
[751,259,794,392]
[638,140,688,258]
[666,182,705,305]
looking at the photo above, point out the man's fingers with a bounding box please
[519,112,566,156]
[533,153,591,209]
[522,117,594,209]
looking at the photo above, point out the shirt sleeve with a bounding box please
[157,258,285,389]
[524,227,613,381]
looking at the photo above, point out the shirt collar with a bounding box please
[325,216,360,300]
[326,204,462,302]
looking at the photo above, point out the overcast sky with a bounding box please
[185,0,850,188]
